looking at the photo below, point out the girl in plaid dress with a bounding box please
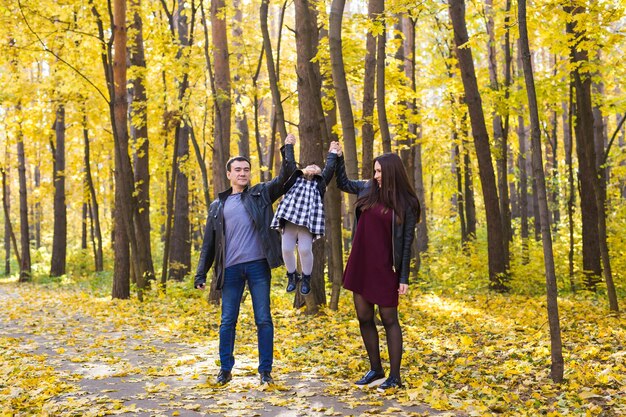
[271,145,339,295]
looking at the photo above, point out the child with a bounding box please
[271,143,339,295]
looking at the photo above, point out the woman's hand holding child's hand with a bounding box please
[329,141,342,156]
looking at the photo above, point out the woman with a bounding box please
[335,145,420,391]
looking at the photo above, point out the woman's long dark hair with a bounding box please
[355,153,420,223]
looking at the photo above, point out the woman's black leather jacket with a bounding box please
[335,155,420,284]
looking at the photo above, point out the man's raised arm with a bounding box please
[267,133,297,201]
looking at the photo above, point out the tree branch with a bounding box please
[17,0,109,104]
[603,113,626,166]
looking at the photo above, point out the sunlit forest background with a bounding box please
[2,0,624,300]
[1,0,625,414]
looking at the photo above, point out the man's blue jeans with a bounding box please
[219,259,273,373]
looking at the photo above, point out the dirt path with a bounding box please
[0,287,453,416]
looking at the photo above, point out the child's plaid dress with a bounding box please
[271,176,325,240]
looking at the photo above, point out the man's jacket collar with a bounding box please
[218,185,250,201]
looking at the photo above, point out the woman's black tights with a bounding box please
[353,293,403,378]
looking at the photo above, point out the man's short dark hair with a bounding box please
[226,156,251,172]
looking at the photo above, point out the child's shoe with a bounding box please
[286,272,299,293]
[300,274,311,295]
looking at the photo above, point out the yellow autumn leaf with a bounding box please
[579,389,603,399]
[460,335,473,347]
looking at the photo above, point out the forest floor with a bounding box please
[0,274,624,417]
[0,283,448,417]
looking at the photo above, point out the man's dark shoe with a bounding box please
[259,371,274,385]
[377,376,403,391]
[300,274,311,295]
[286,272,299,293]
[355,369,385,387]
[216,369,232,385]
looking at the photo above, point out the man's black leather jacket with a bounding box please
[194,144,296,290]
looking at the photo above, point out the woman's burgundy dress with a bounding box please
[343,203,399,307]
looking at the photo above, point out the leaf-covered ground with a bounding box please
[0,273,624,417]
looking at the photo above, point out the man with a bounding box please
[194,133,296,385]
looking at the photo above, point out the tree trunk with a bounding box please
[198,0,221,303]
[485,0,510,267]
[198,0,216,198]
[90,0,136,296]
[294,0,328,312]
[161,123,180,287]
[111,0,140,299]
[360,0,378,179]
[169,0,195,281]
[33,164,41,249]
[129,0,155,284]
[444,50,473,243]
[453,142,467,243]
[112,205,131,298]
[265,1,288,181]
[503,0,514,228]
[251,44,266,178]
[463,137,477,238]
[17,116,31,282]
[508,162,519,219]
[102,0,151,298]
[260,0,288,142]
[394,17,411,178]
[81,203,88,250]
[329,0,358,174]
[233,0,250,158]
[564,9,602,289]
[320,21,343,310]
[82,112,104,272]
[564,88,575,291]
[211,0,231,195]
[592,76,608,247]
[619,110,626,199]
[327,178,344,311]
[566,5,618,311]
[402,16,428,257]
[518,0,564,382]
[2,161,11,274]
[516,41,529,264]
[518,114,530,263]
[190,125,211,210]
[449,0,507,289]
[329,0,358,243]
[592,79,606,204]
[2,168,20,271]
[375,0,390,153]
[531,177,540,241]
[50,104,67,277]
[169,125,191,281]
[548,103,560,231]
[323,82,344,312]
